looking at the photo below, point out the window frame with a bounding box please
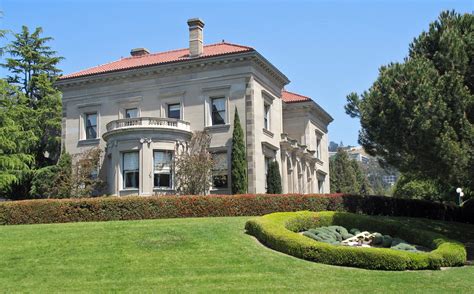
[85,112,98,140]
[122,151,139,189]
[210,97,226,126]
[153,150,174,189]
[316,135,322,160]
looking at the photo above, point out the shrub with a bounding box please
[245,211,467,270]
[0,193,472,225]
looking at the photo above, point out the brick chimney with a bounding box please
[187,18,205,57]
[130,48,150,57]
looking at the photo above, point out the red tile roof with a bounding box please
[281,90,312,103]
[60,42,254,80]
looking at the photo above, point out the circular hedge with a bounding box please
[245,211,466,270]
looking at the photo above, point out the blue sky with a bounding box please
[1,0,472,146]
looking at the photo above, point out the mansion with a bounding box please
[57,19,333,196]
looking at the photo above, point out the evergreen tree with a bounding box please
[2,26,63,168]
[329,149,368,194]
[345,11,474,200]
[266,161,282,194]
[0,80,37,194]
[231,108,247,194]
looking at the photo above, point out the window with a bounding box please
[318,177,325,194]
[316,136,322,160]
[125,108,138,118]
[211,97,226,125]
[85,113,97,139]
[264,156,271,188]
[264,103,270,130]
[212,152,228,189]
[167,103,181,120]
[154,150,173,188]
[123,152,139,189]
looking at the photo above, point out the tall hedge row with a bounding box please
[0,194,472,225]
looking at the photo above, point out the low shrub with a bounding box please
[245,211,467,270]
[0,193,471,225]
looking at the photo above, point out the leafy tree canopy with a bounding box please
[345,11,474,198]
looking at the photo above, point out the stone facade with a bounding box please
[56,19,333,196]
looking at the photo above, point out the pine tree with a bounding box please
[266,161,282,194]
[345,11,474,200]
[231,107,247,194]
[329,149,368,194]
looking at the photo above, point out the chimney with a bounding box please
[187,18,205,57]
[130,48,150,57]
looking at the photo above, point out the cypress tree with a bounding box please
[266,161,282,194]
[231,107,247,194]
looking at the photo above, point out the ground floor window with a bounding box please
[154,150,173,188]
[318,176,325,194]
[212,152,228,189]
[123,152,139,189]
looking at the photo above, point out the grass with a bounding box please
[0,216,473,293]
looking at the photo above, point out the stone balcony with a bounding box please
[103,117,192,141]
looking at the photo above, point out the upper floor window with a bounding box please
[211,97,226,125]
[316,135,322,160]
[125,108,138,118]
[264,103,270,130]
[168,103,181,120]
[123,152,139,189]
[154,150,173,188]
[212,152,228,189]
[85,113,97,139]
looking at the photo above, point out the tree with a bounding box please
[266,161,282,194]
[30,152,72,198]
[70,147,106,197]
[2,26,63,168]
[345,11,473,200]
[174,131,214,195]
[231,107,247,194]
[0,80,37,195]
[2,26,63,103]
[329,149,368,194]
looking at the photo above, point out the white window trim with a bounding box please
[121,151,140,190]
[210,150,230,190]
[78,104,101,142]
[202,85,231,127]
[118,99,141,119]
[166,103,182,120]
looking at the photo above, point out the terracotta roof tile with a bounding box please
[281,90,312,103]
[60,42,254,80]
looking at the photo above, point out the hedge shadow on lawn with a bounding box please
[245,211,467,271]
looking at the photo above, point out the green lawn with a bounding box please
[0,216,473,293]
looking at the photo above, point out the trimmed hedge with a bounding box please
[0,193,471,225]
[245,211,467,270]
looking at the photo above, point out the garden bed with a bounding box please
[245,211,467,270]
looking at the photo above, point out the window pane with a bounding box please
[125,171,139,188]
[211,98,226,125]
[212,110,225,125]
[154,150,172,170]
[123,152,139,170]
[212,98,225,111]
[125,108,138,118]
[86,126,97,139]
[154,173,171,188]
[86,113,97,127]
[212,152,227,171]
[213,175,228,188]
[168,104,180,119]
